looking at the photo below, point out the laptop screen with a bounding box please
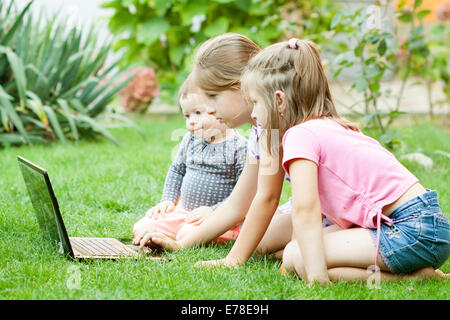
[18,157,73,257]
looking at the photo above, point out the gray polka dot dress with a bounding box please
[161,131,247,211]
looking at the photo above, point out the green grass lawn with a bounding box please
[0,114,449,300]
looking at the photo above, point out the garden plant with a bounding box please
[0,0,142,147]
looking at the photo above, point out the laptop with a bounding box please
[17,156,162,261]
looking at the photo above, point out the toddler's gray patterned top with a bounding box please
[161,131,247,211]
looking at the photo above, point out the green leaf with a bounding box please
[121,0,134,7]
[369,81,380,92]
[0,133,27,145]
[57,99,79,140]
[367,33,380,44]
[136,18,170,45]
[362,111,380,125]
[330,12,342,29]
[203,17,229,37]
[26,90,48,125]
[153,0,172,16]
[234,0,251,12]
[180,2,208,26]
[397,12,412,23]
[0,1,32,45]
[0,85,29,142]
[416,9,430,20]
[354,44,363,57]
[414,0,423,9]
[377,39,387,56]
[169,44,185,66]
[74,114,120,146]
[365,65,381,79]
[87,69,135,117]
[387,110,406,120]
[0,46,27,106]
[333,67,343,79]
[378,131,400,148]
[43,105,67,143]
[354,76,368,93]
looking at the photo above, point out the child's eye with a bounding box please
[184,114,190,118]
[207,93,217,99]
[196,111,201,115]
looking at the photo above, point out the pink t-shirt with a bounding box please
[282,118,418,230]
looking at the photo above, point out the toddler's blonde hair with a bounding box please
[192,33,261,92]
[241,39,358,153]
[179,73,199,100]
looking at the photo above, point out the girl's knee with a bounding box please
[282,240,306,279]
[282,240,296,271]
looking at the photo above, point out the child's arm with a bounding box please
[158,133,190,210]
[198,135,285,266]
[288,158,329,286]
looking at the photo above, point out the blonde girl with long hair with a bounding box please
[238,38,449,285]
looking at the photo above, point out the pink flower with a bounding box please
[436,1,450,21]
[119,66,160,113]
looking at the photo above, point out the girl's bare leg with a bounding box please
[282,227,448,282]
[327,267,447,282]
[255,210,292,258]
[256,214,342,259]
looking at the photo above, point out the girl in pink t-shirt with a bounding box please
[240,38,449,286]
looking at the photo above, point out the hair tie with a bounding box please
[288,38,299,49]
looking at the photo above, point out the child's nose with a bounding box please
[206,105,216,115]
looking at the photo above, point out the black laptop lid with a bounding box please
[17,156,74,258]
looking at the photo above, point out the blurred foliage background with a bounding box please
[102,0,340,103]
[1,0,449,148]
[103,0,449,148]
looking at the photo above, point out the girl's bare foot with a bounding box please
[409,267,449,280]
[434,269,450,279]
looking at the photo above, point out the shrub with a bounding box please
[395,0,450,117]
[330,0,449,148]
[102,0,341,104]
[0,0,142,147]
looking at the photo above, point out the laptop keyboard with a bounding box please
[70,238,131,257]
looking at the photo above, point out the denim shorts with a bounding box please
[368,190,450,274]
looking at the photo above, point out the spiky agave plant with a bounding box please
[0,0,143,147]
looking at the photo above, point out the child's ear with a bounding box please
[275,90,287,116]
